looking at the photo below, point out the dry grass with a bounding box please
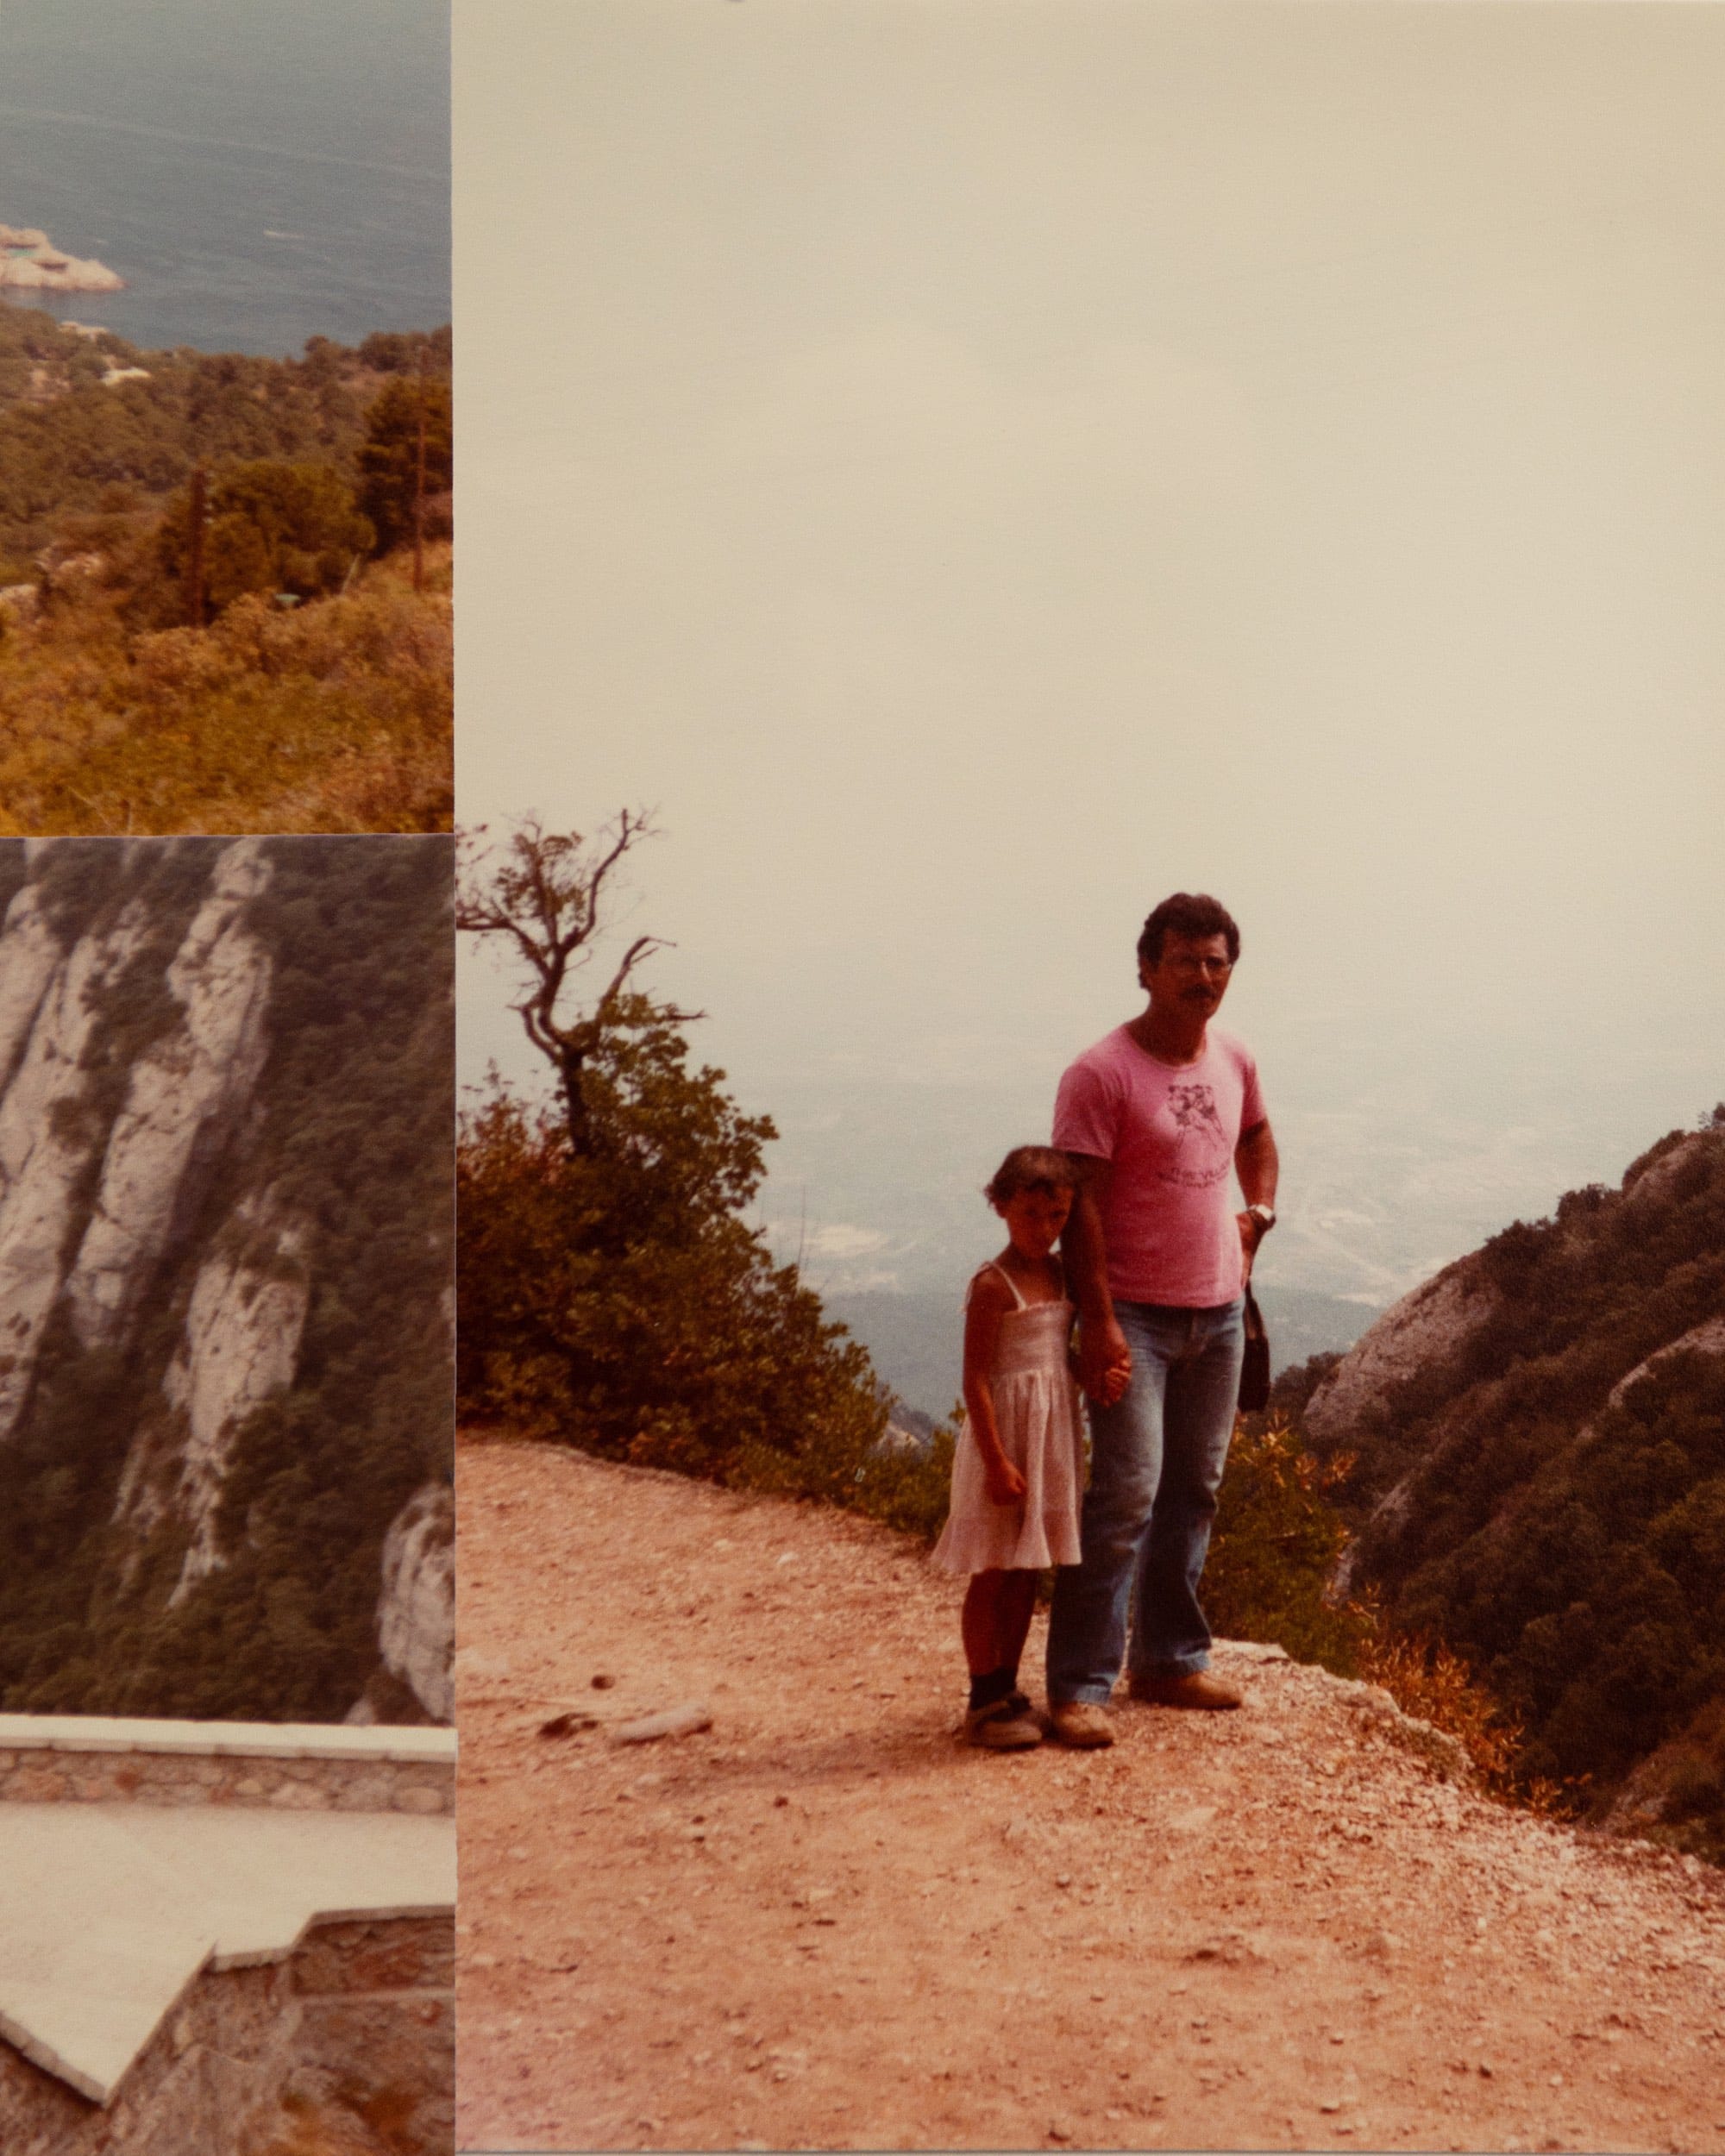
[1358,1621,1585,1817]
[0,548,451,833]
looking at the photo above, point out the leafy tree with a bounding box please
[157,459,374,613]
[357,373,454,555]
[456,815,894,1491]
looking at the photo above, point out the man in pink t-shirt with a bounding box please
[1043,892,1279,1747]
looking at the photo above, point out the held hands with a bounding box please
[983,1454,1028,1507]
[1077,1318,1132,1408]
[1236,1209,1266,1284]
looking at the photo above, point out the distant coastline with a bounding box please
[0,222,122,293]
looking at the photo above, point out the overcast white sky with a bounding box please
[455,0,1725,1302]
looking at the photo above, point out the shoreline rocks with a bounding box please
[0,222,124,293]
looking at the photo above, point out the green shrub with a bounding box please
[458,1064,897,1494]
[1204,1417,1373,1674]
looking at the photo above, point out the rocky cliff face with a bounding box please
[66,841,274,1354]
[1304,1263,1502,1452]
[377,1484,455,1723]
[0,886,150,1440]
[0,837,453,1726]
[115,1189,310,1601]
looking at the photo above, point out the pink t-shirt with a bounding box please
[1051,1024,1267,1307]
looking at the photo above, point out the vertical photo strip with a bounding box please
[0,836,455,2153]
[453,5,1725,2155]
[0,0,456,2148]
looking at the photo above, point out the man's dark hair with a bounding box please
[1136,893,1240,968]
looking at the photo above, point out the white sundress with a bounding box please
[932,1261,1086,1575]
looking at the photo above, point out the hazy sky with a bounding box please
[455,1,1725,1302]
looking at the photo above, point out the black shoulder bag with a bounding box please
[1238,1285,1270,1413]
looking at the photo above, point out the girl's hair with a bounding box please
[986,1144,1079,1206]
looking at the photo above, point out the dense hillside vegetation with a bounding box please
[0,308,451,832]
[1288,1119,1725,1856]
[0,310,450,564]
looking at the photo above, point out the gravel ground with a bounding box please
[456,1437,1725,2154]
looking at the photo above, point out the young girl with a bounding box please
[932,1145,1086,1749]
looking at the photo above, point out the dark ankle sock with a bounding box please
[968,1666,1017,1713]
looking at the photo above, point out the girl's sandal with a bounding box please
[963,1695,1044,1750]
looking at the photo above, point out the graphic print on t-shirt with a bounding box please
[1162,1081,1232,1188]
[1051,1024,1266,1305]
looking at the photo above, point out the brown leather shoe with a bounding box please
[1048,1701,1116,1748]
[1128,1670,1243,1711]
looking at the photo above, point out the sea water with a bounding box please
[0,0,448,357]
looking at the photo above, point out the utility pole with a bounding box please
[412,336,428,594]
[185,465,207,629]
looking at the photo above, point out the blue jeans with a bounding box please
[1046,1297,1245,1704]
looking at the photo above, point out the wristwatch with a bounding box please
[1246,1204,1276,1233]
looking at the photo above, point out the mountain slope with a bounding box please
[1298,1123,1725,1848]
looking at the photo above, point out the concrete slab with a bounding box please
[0,1714,455,1762]
[0,1804,454,2104]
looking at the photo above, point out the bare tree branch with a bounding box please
[456,812,703,1151]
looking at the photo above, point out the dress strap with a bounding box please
[971,1259,1029,1311]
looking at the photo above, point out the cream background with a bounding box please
[455,1,1725,1305]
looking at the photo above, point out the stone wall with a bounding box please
[0,1715,454,1814]
[0,1915,454,2156]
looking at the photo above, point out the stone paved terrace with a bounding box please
[0,1717,455,2147]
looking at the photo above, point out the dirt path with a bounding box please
[455,1438,1725,2154]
